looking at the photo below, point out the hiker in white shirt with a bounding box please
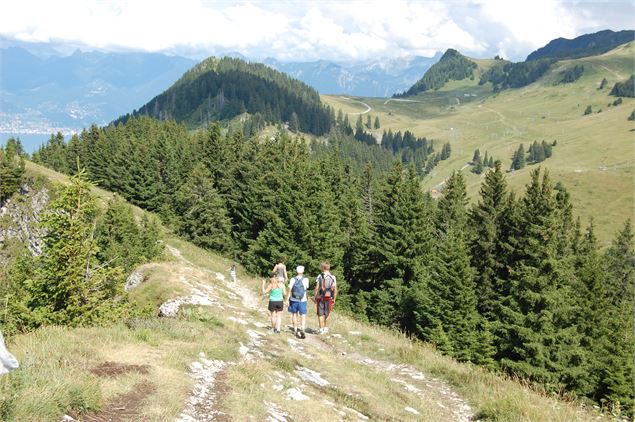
[285,266,309,339]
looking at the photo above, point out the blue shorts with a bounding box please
[288,301,307,315]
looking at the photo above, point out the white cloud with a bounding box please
[0,0,632,61]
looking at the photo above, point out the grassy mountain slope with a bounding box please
[400,49,478,96]
[116,57,333,135]
[323,42,634,244]
[526,29,635,61]
[1,163,608,422]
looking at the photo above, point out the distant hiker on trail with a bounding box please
[272,259,288,283]
[229,263,237,283]
[286,265,309,339]
[262,275,287,333]
[314,262,337,335]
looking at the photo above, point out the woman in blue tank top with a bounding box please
[262,275,287,333]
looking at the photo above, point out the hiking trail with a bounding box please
[158,243,474,421]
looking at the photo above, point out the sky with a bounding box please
[1,0,633,62]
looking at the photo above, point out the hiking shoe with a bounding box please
[299,330,306,339]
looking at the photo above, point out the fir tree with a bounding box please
[289,112,300,132]
[0,142,26,202]
[374,116,380,129]
[24,168,126,327]
[176,164,234,253]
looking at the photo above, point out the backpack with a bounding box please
[319,273,335,300]
[291,276,306,301]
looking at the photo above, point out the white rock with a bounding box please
[295,366,330,386]
[286,388,308,401]
[124,270,144,291]
[405,406,420,415]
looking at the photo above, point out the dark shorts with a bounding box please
[288,301,307,315]
[317,299,333,317]
[268,301,283,312]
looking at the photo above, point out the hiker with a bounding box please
[314,262,337,335]
[0,330,19,376]
[262,275,287,333]
[285,265,309,339]
[272,259,288,283]
[229,263,237,283]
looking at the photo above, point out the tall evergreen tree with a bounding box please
[176,164,234,253]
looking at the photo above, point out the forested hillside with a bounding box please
[526,29,635,61]
[398,49,477,96]
[29,116,634,416]
[116,57,334,135]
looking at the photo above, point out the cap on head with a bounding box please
[296,265,305,274]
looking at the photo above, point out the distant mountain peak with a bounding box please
[526,29,634,61]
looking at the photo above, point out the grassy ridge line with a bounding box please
[322,42,634,245]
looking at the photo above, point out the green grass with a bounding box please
[322,42,634,245]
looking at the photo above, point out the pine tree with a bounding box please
[289,112,300,132]
[472,149,481,164]
[176,164,234,253]
[25,168,125,327]
[440,142,451,160]
[427,225,478,361]
[511,144,526,170]
[594,220,635,415]
[372,163,433,288]
[95,196,142,272]
[366,114,372,129]
[374,116,380,129]
[356,115,364,132]
[0,142,26,202]
[500,168,579,387]
[469,161,516,322]
[437,171,467,231]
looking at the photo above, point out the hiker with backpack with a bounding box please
[262,275,287,333]
[314,262,337,335]
[286,265,309,339]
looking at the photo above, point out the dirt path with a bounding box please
[433,163,470,191]
[161,243,474,421]
[600,64,624,80]
[383,98,426,105]
[339,96,372,115]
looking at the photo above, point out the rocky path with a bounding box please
[161,243,474,421]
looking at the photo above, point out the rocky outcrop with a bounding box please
[0,185,48,258]
[124,270,145,291]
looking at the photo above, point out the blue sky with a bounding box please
[1,0,633,61]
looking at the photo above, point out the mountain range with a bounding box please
[0,44,440,143]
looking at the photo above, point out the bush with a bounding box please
[584,105,593,115]
[610,75,635,98]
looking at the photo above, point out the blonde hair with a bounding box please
[320,261,331,271]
